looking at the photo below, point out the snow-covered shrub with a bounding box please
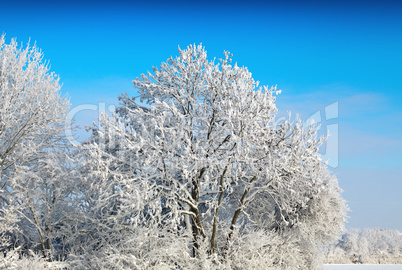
[0,249,68,270]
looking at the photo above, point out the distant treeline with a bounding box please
[323,228,402,264]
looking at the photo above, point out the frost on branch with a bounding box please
[81,44,347,269]
[0,35,71,262]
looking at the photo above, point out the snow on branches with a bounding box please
[83,44,347,268]
[0,35,71,261]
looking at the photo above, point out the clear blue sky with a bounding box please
[2,0,401,231]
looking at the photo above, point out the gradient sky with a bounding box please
[1,0,401,231]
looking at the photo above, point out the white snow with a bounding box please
[323,265,402,270]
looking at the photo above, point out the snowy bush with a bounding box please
[0,249,68,270]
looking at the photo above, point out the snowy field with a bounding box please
[323,265,402,270]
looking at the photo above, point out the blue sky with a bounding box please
[2,0,401,231]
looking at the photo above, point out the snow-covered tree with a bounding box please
[0,35,70,260]
[83,44,347,268]
[0,35,69,178]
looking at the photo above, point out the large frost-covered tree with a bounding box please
[84,44,347,269]
[0,35,71,260]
